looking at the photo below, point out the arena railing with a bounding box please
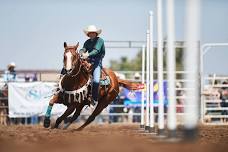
[0,70,190,125]
[201,74,228,125]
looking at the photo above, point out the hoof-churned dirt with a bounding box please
[0,124,228,152]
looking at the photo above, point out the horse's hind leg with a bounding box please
[76,100,108,131]
[54,104,76,129]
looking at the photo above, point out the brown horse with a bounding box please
[43,42,139,131]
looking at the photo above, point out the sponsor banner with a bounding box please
[8,82,67,118]
[123,80,168,107]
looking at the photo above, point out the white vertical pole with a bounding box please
[200,45,205,124]
[157,0,165,135]
[145,30,150,130]
[184,0,200,139]
[149,11,155,132]
[140,45,146,128]
[167,0,176,137]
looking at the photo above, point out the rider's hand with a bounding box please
[81,52,89,59]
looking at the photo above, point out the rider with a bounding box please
[44,25,104,127]
[81,25,105,106]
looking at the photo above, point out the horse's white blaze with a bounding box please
[65,52,72,70]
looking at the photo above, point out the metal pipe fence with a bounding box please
[1,71,228,125]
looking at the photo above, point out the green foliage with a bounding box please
[110,52,142,71]
[109,47,184,73]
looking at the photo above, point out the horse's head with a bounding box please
[63,42,80,72]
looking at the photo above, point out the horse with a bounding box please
[43,42,139,131]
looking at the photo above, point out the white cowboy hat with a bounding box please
[8,62,16,67]
[134,72,141,79]
[83,25,102,35]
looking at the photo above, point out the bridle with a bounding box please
[65,51,82,77]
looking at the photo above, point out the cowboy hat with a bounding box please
[134,72,141,79]
[83,25,102,35]
[8,62,16,68]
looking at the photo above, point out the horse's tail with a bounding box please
[118,79,141,90]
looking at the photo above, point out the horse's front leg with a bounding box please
[43,95,59,128]
[54,104,76,129]
[63,103,84,129]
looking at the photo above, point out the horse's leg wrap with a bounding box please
[43,105,53,128]
[45,105,53,118]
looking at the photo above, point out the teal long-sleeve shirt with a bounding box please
[83,37,105,59]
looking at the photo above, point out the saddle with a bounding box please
[81,60,110,86]
[100,70,111,86]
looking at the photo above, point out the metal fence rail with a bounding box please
[201,75,228,125]
[0,70,189,126]
[1,71,228,125]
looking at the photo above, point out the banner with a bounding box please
[8,82,67,118]
[123,80,168,107]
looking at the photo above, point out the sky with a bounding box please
[0,0,228,75]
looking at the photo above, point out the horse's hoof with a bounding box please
[43,117,51,128]
[74,127,83,131]
[50,124,61,129]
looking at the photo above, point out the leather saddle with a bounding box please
[81,60,110,86]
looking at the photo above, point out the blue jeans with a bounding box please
[91,60,102,101]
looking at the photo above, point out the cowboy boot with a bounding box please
[91,82,99,106]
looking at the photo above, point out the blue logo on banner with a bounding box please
[25,84,54,101]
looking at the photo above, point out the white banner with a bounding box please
[8,82,67,118]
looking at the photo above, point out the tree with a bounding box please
[110,53,142,71]
[109,47,184,74]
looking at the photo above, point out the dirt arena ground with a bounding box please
[0,124,228,152]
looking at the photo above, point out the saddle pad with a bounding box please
[100,76,110,86]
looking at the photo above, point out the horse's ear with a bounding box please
[64,42,67,48]
[75,42,79,49]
